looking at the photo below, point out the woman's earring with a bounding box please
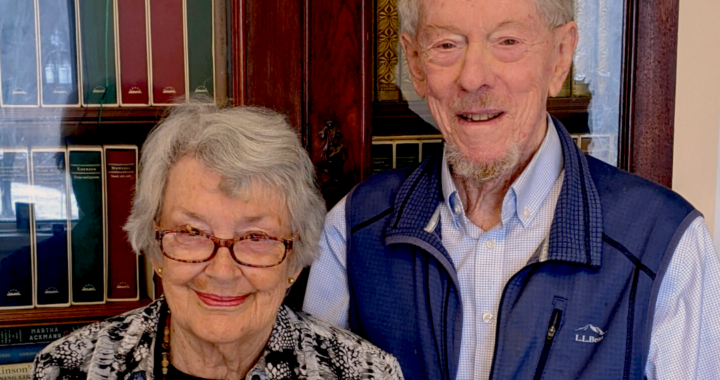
[288,278,295,285]
[156,268,163,277]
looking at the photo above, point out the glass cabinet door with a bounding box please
[0,0,229,316]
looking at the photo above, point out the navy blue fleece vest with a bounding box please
[345,118,698,380]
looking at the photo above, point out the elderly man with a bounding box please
[304,0,720,378]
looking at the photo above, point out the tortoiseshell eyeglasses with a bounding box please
[155,226,296,268]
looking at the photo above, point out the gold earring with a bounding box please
[156,268,163,277]
[288,278,295,285]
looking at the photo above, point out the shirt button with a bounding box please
[483,312,494,323]
[523,209,531,217]
[486,239,495,249]
[453,204,463,215]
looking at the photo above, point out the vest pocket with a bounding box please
[533,296,567,380]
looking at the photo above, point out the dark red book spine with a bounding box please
[105,147,138,301]
[149,0,186,105]
[117,0,150,105]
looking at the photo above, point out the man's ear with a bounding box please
[548,21,578,97]
[400,31,427,98]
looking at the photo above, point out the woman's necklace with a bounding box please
[161,311,171,379]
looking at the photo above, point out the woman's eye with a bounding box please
[180,226,203,236]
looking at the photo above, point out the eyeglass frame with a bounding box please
[154,226,297,268]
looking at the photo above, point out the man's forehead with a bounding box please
[417,0,541,31]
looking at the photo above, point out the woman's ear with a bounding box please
[288,267,303,288]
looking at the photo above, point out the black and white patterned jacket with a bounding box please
[32,299,404,380]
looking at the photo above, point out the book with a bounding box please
[30,148,71,307]
[0,344,45,365]
[68,147,105,305]
[0,362,32,380]
[370,143,393,173]
[104,146,139,301]
[149,0,186,105]
[0,323,87,346]
[0,0,40,107]
[116,0,150,105]
[37,0,81,107]
[395,142,419,169]
[0,150,34,310]
[185,0,214,101]
[76,0,119,106]
[420,141,443,161]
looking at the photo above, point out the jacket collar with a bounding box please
[384,116,603,268]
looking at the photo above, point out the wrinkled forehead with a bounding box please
[416,0,544,34]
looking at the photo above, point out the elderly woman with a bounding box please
[32,104,404,380]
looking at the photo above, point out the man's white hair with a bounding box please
[398,0,574,37]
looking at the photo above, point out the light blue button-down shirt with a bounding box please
[304,117,720,379]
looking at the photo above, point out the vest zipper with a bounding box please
[533,308,563,380]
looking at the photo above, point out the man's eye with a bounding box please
[438,43,455,49]
[500,39,519,46]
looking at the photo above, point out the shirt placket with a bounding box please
[475,226,506,376]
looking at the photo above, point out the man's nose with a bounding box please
[458,42,493,93]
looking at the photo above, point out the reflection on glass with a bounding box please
[31,149,70,306]
[0,150,34,308]
[38,0,79,106]
[0,0,40,107]
[572,0,623,165]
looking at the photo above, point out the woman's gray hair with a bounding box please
[398,0,573,37]
[124,102,326,272]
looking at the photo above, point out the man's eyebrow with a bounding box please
[421,24,465,36]
[494,19,533,30]
[421,19,533,37]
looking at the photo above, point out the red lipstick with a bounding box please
[196,291,248,307]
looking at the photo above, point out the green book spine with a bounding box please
[68,149,105,304]
[185,0,214,101]
[78,0,118,105]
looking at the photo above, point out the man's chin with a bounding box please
[446,142,521,184]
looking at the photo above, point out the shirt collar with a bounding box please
[441,114,564,230]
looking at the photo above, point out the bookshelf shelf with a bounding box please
[0,299,152,327]
[0,107,168,124]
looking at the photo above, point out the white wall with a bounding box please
[672,0,720,250]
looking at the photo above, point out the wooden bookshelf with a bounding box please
[0,299,152,327]
[0,107,168,124]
